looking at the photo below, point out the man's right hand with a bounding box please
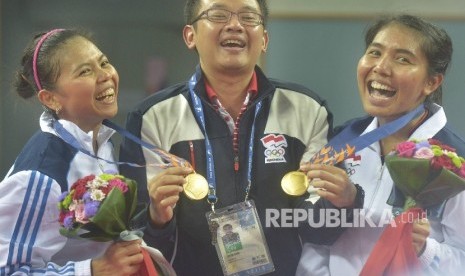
[147,166,192,227]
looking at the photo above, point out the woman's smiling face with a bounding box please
[52,36,119,132]
[357,23,441,124]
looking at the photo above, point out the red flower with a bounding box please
[431,155,455,171]
[59,210,74,224]
[442,144,456,152]
[71,175,95,190]
[428,138,456,152]
[427,138,442,146]
[72,182,87,200]
[70,175,95,200]
[100,185,112,195]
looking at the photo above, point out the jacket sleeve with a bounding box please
[296,100,364,244]
[119,109,177,257]
[300,101,332,164]
[295,243,330,276]
[119,110,152,204]
[419,190,465,274]
[142,214,177,262]
[0,170,91,275]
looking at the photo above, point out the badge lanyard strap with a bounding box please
[188,68,262,211]
[53,120,190,169]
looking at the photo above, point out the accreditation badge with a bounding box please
[206,200,275,276]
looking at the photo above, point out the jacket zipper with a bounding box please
[368,163,385,209]
[189,141,196,170]
[234,155,239,172]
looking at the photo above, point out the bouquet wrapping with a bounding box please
[385,138,465,209]
[361,138,465,275]
[58,172,176,276]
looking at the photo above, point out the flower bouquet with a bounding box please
[385,138,465,209]
[58,173,138,240]
[58,172,176,276]
[361,138,465,276]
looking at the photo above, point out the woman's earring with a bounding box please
[55,106,62,115]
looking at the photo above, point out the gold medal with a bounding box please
[184,173,209,200]
[281,171,309,196]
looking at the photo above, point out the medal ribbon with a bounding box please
[309,104,425,165]
[103,120,191,168]
[188,66,262,206]
[53,120,191,169]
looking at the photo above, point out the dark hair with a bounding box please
[364,14,452,105]
[184,0,269,27]
[14,29,94,99]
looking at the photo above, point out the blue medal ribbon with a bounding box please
[310,104,425,165]
[54,119,190,169]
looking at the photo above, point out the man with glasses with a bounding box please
[120,0,363,275]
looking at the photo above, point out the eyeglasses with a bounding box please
[191,8,264,27]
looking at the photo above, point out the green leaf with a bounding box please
[125,179,138,223]
[86,177,140,240]
[416,168,465,207]
[89,188,129,239]
[385,156,431,197]
[79,222,115,242]
[59,227,80,238]
[403,196,417,210]
[386,155,465,208]
[129,203,148,230]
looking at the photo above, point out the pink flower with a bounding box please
[108,178,129,193]
[413,147,434,159]
[74,203,88,224]
[396,141,417,157]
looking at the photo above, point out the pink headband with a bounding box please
[32,29,65,91]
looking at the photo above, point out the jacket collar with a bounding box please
[361,103,446,139]
[40,111,115,153]
[194,65,275,104]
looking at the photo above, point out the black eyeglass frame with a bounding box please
[190,8,264,27]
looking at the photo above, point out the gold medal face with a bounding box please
[281,171,309,196]
[184,173,209,200]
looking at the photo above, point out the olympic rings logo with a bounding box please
[346,167,356,176]
[265,148,285,157]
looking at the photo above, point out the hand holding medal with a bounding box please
[281,104,426,197]
[155,148,209,200]
[281,145,355,196]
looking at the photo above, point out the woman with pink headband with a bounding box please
[0,29,144,275]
